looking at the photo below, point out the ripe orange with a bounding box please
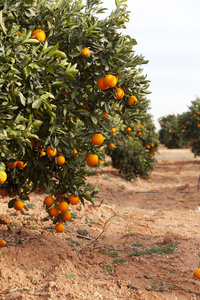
[49,207,59,217]
[16,161,26,169]
[109,143,114,149]
[57,156,65,165]
[68,194,79,205]
[44,196,54,206]
[14,200,24,211]
[128,96,137,105]
[148,179,151,183]
[86,154,98,166]
[58,201,69,213]
[197,124,200,128]
[0,239,6,247]
[116,88,124,99]
[92,133,104,146]
[97,77,108,90]
[81,47,90,57]
[47,146,57,157]
[71,148,78,159]
[17,31,21,35]
[127,127,131,132]
[193,114,197,117]
[193,268,200,279]
[6,161,17,169]
[180,198,184,202]
[103,112,109,119]
[0,171,7,183]
[32,29,46,42]
[39,148,46,156]
[55,223,65,233]
[0,187,8,197]
[62,211,71,221]
[103,74,117,88]
[111,128,116,133]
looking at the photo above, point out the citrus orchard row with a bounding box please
[0,0,158,233]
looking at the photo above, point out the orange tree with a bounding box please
[180,98,200,156]
[158,114,186,149]
[105,112,159,180]
[0,0,157,230]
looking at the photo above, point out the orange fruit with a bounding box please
[32,29,46,42]
[81,47,90,57]
[58,201,69,213]
[103,74,117,88]
[17,31,21,35]
[57,156,65,165]
[111,128,116,133]
[197,124,200,128]
[103,112,109,119]
[193,268,200,279]
[55,223,65,233]
[62,211,71,221]
[68,194,79,205]
[148,179,151,183]
[39,148,46,156]
[0,187,9,197]
[109,143,114,149]
[16,161,26,169]
[0,171,7,183]
[180,198,184,202]
[86,154,98,166]
[6,161,17,169]
[128,96,137,106]
[116,88,124,99]
[0,239,6,247]
[127,127,131,132]
[44,196,54,206]
[47,146,57,157]
[193,114,197,117]
[97,77,108,90]
[92,133,104,146]
[14,200,24,211]
[71,148,78,159]
[49,207,59,217]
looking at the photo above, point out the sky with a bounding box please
[100,0,200,130]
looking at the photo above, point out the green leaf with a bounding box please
[0,10,7,35]
[22,39,40,44]
[91,116,97,124]
[32,99,43,109]
[19,92,26,106]
[32,120,43,127]
[0,162,6,171]
[53,50,66,58]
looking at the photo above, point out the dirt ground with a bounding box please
[1,145,200,300]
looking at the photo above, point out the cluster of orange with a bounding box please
[44,193,80,232]
[145,143,156,157]
[97,74,137,106]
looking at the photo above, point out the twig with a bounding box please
[76,234,92,240]
[135,191,159,194]
[80,213,120,249]
[198,175,200,190]
[171,284,200,296]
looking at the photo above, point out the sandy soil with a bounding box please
[1,145,200,300]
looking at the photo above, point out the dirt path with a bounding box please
[1,146,200,299]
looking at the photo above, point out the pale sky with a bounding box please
[101,0,200,130]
